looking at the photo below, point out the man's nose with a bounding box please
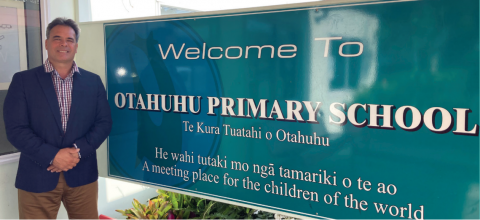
[60,39,67,46]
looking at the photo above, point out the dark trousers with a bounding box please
[18,173,98,219]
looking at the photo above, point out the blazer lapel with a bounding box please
[66,70,84,134]
[36,68,63,133]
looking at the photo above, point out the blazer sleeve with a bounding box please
[4,72,60,167]
[74,75,112,157]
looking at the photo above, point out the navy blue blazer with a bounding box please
[4,65,112,193]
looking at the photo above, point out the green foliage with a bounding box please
[157,189,197,219]
[255,211,275,219]
[196,200,256,219]
[118,189,276,219]
[116,198,171,219]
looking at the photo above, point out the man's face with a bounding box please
[45,25,78,64]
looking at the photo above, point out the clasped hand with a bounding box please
[47,147,80,173]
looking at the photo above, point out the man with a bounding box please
[4,17,112,219]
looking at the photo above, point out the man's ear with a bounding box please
[45,39,48,50]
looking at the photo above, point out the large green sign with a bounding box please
[105,0,479,218]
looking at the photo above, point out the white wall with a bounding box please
[47,0,76,22]
[0,161,20,219]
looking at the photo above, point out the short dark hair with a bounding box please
[46,17,80,42]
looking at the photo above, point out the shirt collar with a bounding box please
[43,59,80,75]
